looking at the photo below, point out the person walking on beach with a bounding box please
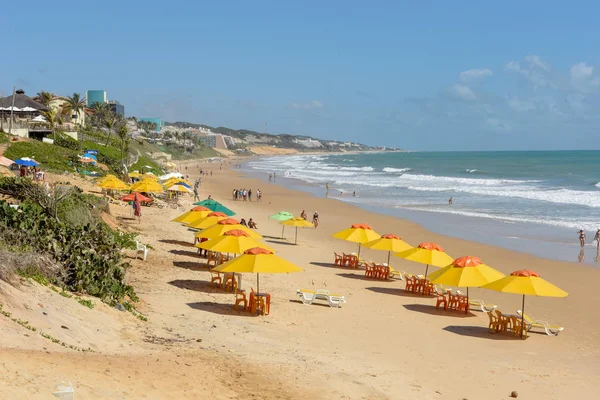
[594,229,600,249]
[301,210,307,220]
[133,194,142,224]
[269,173,272,182]
[579,229,586,247]
[193,187,199,201]
[248,189,252,202]
[312,211,319,228]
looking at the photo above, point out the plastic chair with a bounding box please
[224,274,238,292]
[457,295,470,313]
[487,311,500,333]
[135,240,148,261]
[436,292,448,310]
[405,275,416,292]
[206,253,218,268]
[334,252,343,266]
[233,290,247,311]
[210,271,222,287]
[364,263,376,279]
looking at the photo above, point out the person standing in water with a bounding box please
[594,229,600,249]
[579,229,586,247]
[449,197,453,205]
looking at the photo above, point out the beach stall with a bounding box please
[482,270,568,338]
[280,217,314,245]
[213,247,303,315]
[269,211,293,238]
[394,242,454,279]
[428,256,505,314]
[193,199,235,216]
[332,224,381,266]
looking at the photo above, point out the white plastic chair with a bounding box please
[136,240,148,261]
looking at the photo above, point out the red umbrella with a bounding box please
[121,193,152,202]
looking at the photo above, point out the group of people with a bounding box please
[240,218,258,229]
[578,229,600,248]
[232,188,261,202]
[19,166,44,181]
[300,209,319,228]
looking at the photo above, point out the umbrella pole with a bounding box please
[425,264,429,277]
[295,227,298,245]
[358,244,361,258]
[521,294,525,339]
[466,287,469,314]
[281,225,285,239]
[387,251,391,266]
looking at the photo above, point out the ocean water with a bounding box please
[245,151,600,265]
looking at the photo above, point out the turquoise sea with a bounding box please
[246,151,600,265]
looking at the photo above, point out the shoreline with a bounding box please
[240,155,600,266]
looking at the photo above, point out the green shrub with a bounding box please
[4,141,77,172]
[55,133,80,151]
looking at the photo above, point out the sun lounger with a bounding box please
[517,310,564,336]
[297,289,346,308]
[455,291,497,312]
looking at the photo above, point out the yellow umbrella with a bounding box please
[167,183,193,194]
[280,217,313,245]
[97,177,129,191]
[188,212,229,229]
[142,173,159,180]
[195,230,274,254]
[97,174,117,184]
[164,178,190,188]
[482,269,568,337]
[394,242,454,277]
[128,171,141,178]
[130,178,164,193]
[196,218,263,239]
[428,256,505,313]
[214,247,303,300]
[332,223,381,256]
[363,234,412,266]
[171,206,212,223]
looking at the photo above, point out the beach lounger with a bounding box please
[517,310,564,336]
[296,289,346,308]
[135,240,148,261]
[455,291,497,312]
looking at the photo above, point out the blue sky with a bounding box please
[2,1,600,150]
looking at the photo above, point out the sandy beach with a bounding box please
[1,159,599,399]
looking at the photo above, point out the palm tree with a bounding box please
[116,123,130,169]
[63,93,86,148]
[36,91,55,107]
[103,111,117,147]
[40,109,57,141]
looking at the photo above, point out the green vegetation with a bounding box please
[4,140,78,172]
[0,178,136,304]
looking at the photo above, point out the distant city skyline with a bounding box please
[3,1,600,150]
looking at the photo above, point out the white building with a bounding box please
[294,138,323,148]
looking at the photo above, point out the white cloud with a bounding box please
[507,96,536,112]
[460,68,493,82]
[505,55,554,88]
[290,100,324,110]
[448,84,476,101]
[525,55,550,71]
[570,62,600,93]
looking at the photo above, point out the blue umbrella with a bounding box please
[14,158,39,167]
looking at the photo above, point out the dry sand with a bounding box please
[1,159,599,399]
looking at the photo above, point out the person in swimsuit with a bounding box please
[594,229,600,249]
[312,211,319,228]
[300,210,307,220]
[579,229,586,247]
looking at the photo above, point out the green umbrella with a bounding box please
[192,199,235,216]
[269,211,293,238]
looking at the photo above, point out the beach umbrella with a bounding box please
[164,178,191,189]
[128,171,141,178]
[0,155,14,167]
[193,199,235,216]
[130,178,164,193]
[167,183,193,194]
[332,223,381,256]
[394,242,454,277]
[141,172,159,180]
[122,192,152,202]
[269,211,294,238]
[187,211,229,229]
[195,230,274,254]
[13,157,39,167]
[428,256,505,314]
[363,234,412,266]
[97,174,117,184]
[280,217,314,245]
[214,247,303,308]
[196,218,263,239]
[97,177,129,191]
[31,115,47,122]
[171,206,212,223]
[481,269,568,338]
